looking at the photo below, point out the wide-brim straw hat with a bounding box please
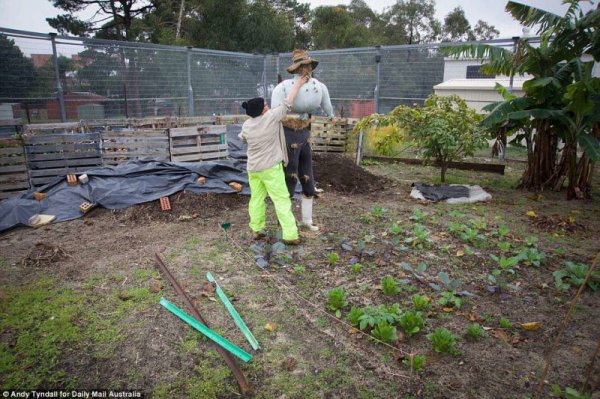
[286,49,319,74]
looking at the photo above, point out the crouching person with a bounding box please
[240,75,309,245]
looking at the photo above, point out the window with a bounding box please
[466,65,495,79]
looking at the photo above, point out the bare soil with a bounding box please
[1,155,599,399]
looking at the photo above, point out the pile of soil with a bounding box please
[23,242,70,267]
[114,191,248,223]
[313,153,387,194]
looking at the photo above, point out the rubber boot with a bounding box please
[301,196,319,231]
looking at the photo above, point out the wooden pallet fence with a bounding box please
[101,128,170,165]
[23,132,102,187]
[169,125,229,162]
[0,138,30,199]
[311,117,351,153]
[0,119,22,139]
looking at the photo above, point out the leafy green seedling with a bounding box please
[497,225,509,238]
[466,323,486,339]
[411,294,430,311]
[398,310,425,336]
[388,222,403,235]
[381,276,400,296]
[405,224,432,249]
[553,261,600,291]
[517,247,546,267]
[346,306,364,327]
[438,291,462,309]
[370,321,398,343]
[293,265,305,273]
[326,252,339,266]
[524,236,539,247]
[402,353,425,371]
[427,328,459,355]
[409,208,427,222]
[499,317,512,329]
[370,205,388,220]
[551,384,591,399]
[460,227,487,247]
[469,218,487,231]
[327,287,347,317]
[448,210,465,218]
[350,263,363,273]
[497,242,511,252]
[358,304,401,331]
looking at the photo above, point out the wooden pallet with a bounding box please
[0,138,30,200]
[169,125,229,162]
[101,128,170,166]
[310,117,353,153]
[23,132,102,187]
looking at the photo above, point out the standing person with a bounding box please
[239,75,309,245]
[271,49,334,232]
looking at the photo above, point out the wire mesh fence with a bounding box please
[0,27,524,124]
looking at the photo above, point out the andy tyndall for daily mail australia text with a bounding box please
[2,391,143,398]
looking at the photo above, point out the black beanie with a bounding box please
[242,97,265,118]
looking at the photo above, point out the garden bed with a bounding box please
[0,158,599,398]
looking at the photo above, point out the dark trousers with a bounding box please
[283,127,316,198]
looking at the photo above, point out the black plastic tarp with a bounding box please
[411,183,470,201]
[0,154,250,233]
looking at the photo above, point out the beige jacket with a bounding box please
[240,99,291,173]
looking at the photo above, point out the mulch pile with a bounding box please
[114,191,248,223]
[109,154,385,222]
[313,153,388,194]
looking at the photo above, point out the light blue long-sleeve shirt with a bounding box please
[271,76,334,119]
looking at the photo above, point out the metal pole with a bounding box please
[50,33,66,122]
[187,46,194,117]
[375,45,381,114]
[262,55,268,100]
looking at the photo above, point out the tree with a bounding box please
[472,20,500,41]
[442,7,471,42]
[443,1,600,199]
[355,94,487,182]
[0,34,37,99]
[382,0,441,45]
[47,0,155,40]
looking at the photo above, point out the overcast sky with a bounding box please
[0,0,595,41]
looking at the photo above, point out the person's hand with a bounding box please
[294,75,309,88]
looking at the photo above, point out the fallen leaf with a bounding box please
[526,211,537,218]
[568,217,576,223]
[458,312,480,322]
[488,328,509,342]
[264,322,276,332]
[521,322,541,331]
[442,307,454,313]
[282,357,297,371]
[348,327,360,334]
[200,281,215,298]
[456,250,464,257]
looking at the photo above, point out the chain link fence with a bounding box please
[1,27,524,124]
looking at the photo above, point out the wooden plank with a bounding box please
[169,127,201,137]
[362,156,506,175]
[29,166,97,178]
[312,146,345,152]
[102,152,169,159]
[26,152,100,162]
[25,143,99,153]
[172,151,227,162]
[24,122,81,132]
[0,181,29,190]
[0,165,27,174]
[170,144,227,155]
[102,143,168,151]
[0,147,25,156]
[0,173,30,184]
[0,190,28,200]
[24,133,99,144]
[102,129,168,137]
[27,159,102,169]
[0,156,26,166]
[199,125,226,135]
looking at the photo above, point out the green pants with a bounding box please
[248,163,298,241]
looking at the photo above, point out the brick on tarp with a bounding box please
[160,196,171,211]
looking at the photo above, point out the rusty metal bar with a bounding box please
[154,253,250,395]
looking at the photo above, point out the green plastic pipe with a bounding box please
[206,272,260,350]
[159,297,252,363]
